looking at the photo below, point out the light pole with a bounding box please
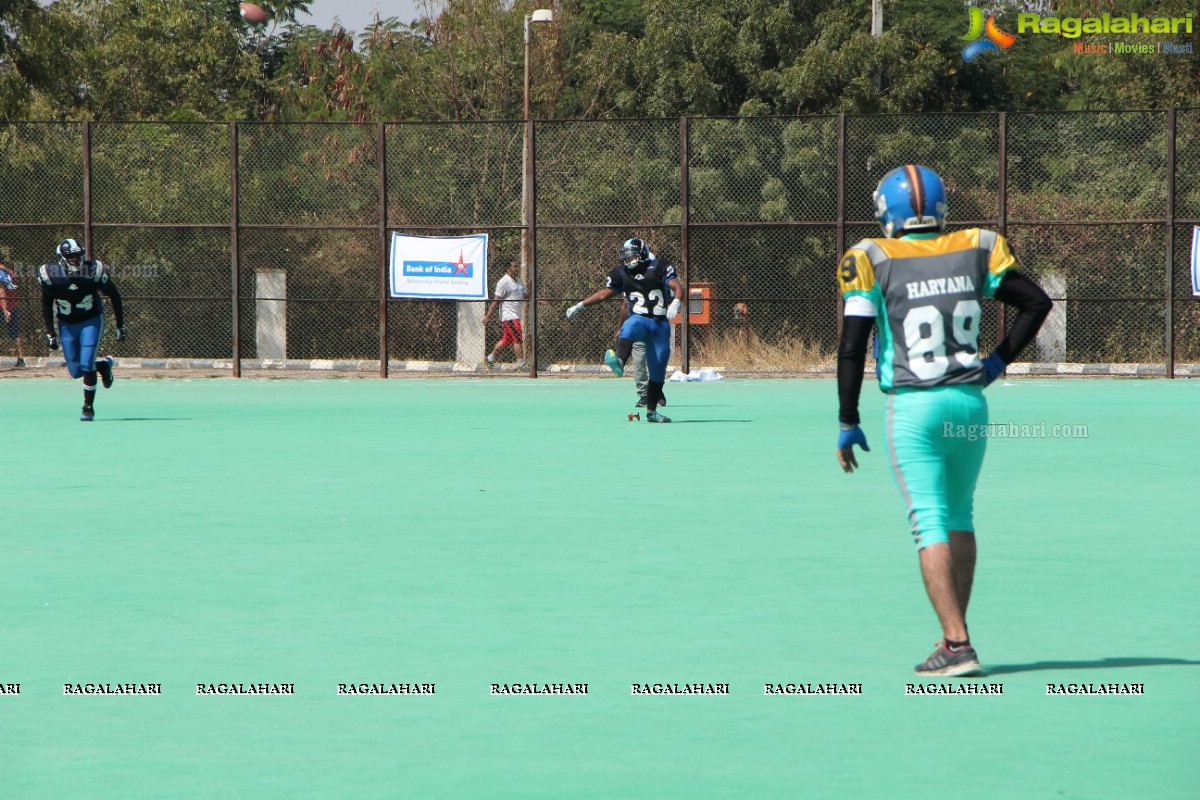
[522,8,552,375]
[522,9,553,277]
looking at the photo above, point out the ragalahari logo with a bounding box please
[961,7,1017,62]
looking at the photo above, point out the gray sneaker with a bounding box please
[914,641,983,677]
[646,411,672,423]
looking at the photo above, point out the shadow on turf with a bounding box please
[95,418,193,422]
[987,657,1200,675]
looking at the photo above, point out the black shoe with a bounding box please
[659,392,667,407]
[97,355,115,389]
[80,404,95,422]
[14,357,25,368]
[635,397,647,408]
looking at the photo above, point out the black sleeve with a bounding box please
[41,284,55,332]
[837,315,875,426]
[992,270,1052,364]
[100,278,125,328]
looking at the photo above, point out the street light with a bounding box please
[522,8,553,276]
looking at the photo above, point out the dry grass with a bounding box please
[695,329,835,372]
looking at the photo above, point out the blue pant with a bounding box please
[619,315,671,382]
[883,385,988,550]
[59,316,104,378]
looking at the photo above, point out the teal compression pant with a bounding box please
[883,385,988,550]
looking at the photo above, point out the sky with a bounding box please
[297,0,427,32]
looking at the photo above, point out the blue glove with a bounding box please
[981,352,1006,386]
[837,424,870,453]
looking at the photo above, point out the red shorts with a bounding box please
[499,319,523,346]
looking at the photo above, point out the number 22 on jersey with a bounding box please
[628,289,665,316]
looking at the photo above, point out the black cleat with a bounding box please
[80,404,95,422]
[97,355,115,389]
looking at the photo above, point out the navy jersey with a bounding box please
[606,255,677,319]
[39,260,122,326]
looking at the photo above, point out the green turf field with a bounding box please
[2,377,1197,798]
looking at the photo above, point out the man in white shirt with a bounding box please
[482,259,527,369]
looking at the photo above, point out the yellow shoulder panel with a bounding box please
[989,233,1018,276]
[872,229,980,259]
[837,248,875,294]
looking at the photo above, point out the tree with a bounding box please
[13,0,309,121]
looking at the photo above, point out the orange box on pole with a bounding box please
[675,282,714,325]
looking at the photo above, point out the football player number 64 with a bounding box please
[56,295,94,316]
[903,300,982,381]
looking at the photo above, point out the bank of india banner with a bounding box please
[389,233,488,300]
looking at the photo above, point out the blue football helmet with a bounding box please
[621,237,649,269]
[57,238,86,271]
[872,165,947,238]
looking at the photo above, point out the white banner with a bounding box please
[389,233,488,300]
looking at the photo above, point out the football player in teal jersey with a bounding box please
[836,165,1051,676]
[39,239,128,421]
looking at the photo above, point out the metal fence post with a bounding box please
[835,113,845,340]
[680,116,690,375]
[230,122,241,377]
[378,122,389,378]
[997,111,1008,348]
[82,121,93,258]
[528,118,539,377]
[1165,108,1175,378]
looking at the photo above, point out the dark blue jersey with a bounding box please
[39,260,124,329]
[606,255,677,319]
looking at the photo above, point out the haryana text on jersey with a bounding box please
[39,260,123,327]
[606,256,677,319]
[838,229,1016,390]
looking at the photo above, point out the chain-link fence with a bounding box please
[1,112,1196,376]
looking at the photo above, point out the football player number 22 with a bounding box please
[903,300,981,380]
[628,289,665,316]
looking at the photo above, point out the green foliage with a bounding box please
[4,0,1194,123]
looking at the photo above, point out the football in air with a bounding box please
[239,2,269,24]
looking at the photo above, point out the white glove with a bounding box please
[566,302,586,320]
[665,298,681,322]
